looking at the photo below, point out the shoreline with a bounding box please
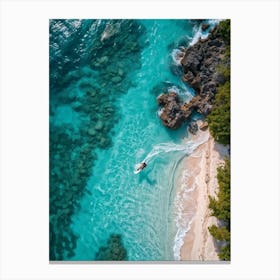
[174,121,229,260]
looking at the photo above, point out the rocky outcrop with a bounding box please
[188,121,198,134]
[181,26,227,99]
[158,22,229,130]
[157,93,185,129]
[157,92,213,129]
[201,23,210,32]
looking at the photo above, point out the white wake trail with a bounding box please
[134,133,209,173]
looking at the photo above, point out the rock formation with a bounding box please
[157,22,229,130]
[157,93,185,129]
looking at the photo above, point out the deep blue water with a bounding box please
[49,19,215,261]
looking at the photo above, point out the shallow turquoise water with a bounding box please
[69,20,194,261]
[49,19,213,261]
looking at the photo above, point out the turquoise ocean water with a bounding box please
[49,19,215,261]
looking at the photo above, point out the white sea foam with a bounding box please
[135,133,208,173]
[71,19,82,29]
[157,107,164,117]
[167,85,194,103]
[173,219,193,260]
[171,48,185,66]
[171,20,221,260]
[172,133,209,260]
[189,19,220,46]
[101,22,121,42]
[173,169,200,260]
[142,138,203,164]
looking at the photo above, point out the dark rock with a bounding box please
[181,24,227,98]
[157,92,185,129]
[201,23,210,32]
[200,81,217,96]
[157,91,214,130]
[208,39,223,47]
[181,95,201,118]
[188,121,198,134]
[160,110,185,130]
[190,75,202,91]
[197,102,212,115]
[154,20,231,131]
[181,50,202,75]
[182,71,194,84]
[157,92,178,106]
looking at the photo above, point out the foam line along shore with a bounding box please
[155,19,231,261]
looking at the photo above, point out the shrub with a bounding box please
[218,244,230,261]
[208,225,230,241]
[216,19,230,44]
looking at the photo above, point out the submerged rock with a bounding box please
[99,56,109,64]
[112,76,122,84]
[87,127,97,136]
[118,69,124,77]
[95,120,104,131]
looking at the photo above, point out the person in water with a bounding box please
[137,162,147,171]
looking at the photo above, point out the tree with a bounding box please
[208,159,231,261]
[209,158,230,223]
[208,225,230,241]
[207,81,230,145]
[216,19,230,44]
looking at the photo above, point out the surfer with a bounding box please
[136,162,147,172]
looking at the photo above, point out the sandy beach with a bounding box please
[175,121,228,261]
